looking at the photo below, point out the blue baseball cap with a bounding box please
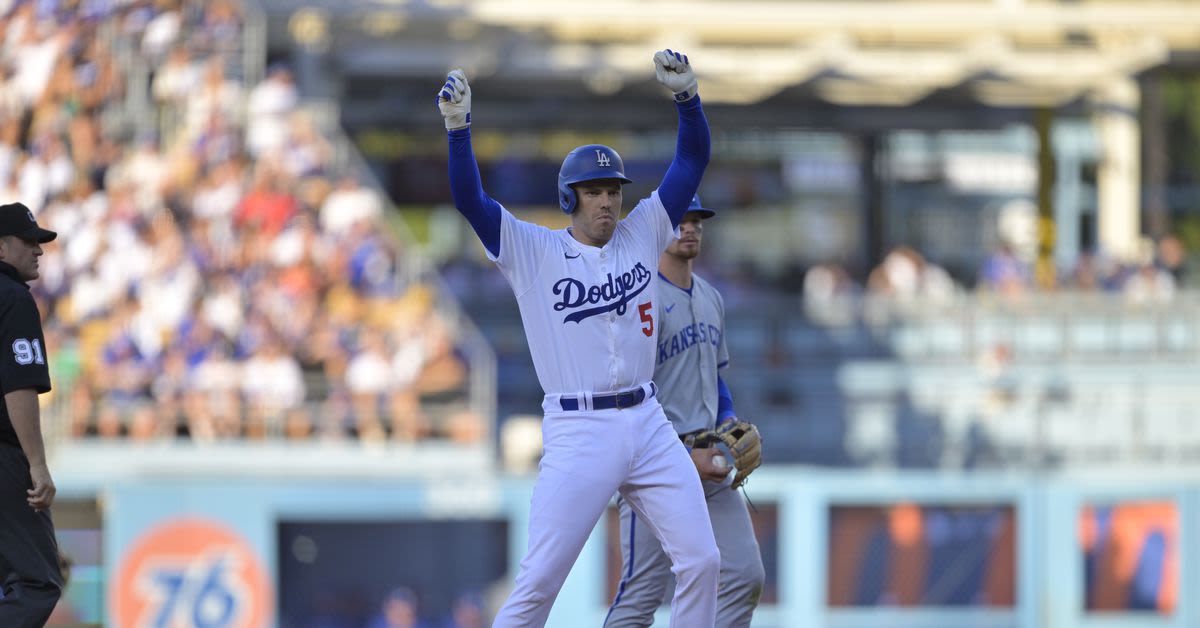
[686,194,716,219]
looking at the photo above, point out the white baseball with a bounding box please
[712,454,727,469]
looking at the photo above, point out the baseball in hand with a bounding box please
[712,454,727,469]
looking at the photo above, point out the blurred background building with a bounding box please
[6,0,1200,626]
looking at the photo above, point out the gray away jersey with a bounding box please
[653,272,728,435]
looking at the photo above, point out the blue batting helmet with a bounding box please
[557,144,633,214]
[686,194,716,219]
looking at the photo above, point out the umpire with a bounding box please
[0,202,64,626]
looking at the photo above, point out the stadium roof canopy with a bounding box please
[255,0,1200,130]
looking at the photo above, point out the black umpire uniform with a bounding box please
[0,202,64,626]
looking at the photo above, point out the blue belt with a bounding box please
[560,383,657,412]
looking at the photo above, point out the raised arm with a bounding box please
[653,50,711,228]
[439,69,502,257]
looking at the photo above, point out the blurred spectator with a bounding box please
[183,56,242,139]
[240,334,306,436]
[187,344,241,441]
[283,406,314,440]
[191,0,242,56]
[95,300,157,403]
[1064,249,1125,293]
[0,165,20,209]
[345,221,399,297]
[199,272,245,340]
[111,132,171,212]
[977,242,1032,297]
[152,44,200,110]
[366,587,433,628]
[245,62,298,157]
[867,245,957,303]
[235,161,296,235]
[441,591,486,628]
[141,0,182,60]
[9,7,65,110]
[1123,260,1176,306]
[191,109,242,170]
[1156,234,1193,288]
[127,404,163,441]
[1064,250,1102,291]
[345,327,394,441]
[0,63,21,119]
[276,110,331,179]
[802,261,859,325]
[191,158,244,222]
[1116,237,1176,305]
[93,400,126,440]
[320,175,383,236]
[32,133,73,200]
[151,346,190,430]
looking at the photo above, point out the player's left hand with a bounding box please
[653,49,698,102]
[437,68,472,130]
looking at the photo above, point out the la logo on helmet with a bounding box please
[595,150,611,167]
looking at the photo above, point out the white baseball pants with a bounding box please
[493,399,719,627]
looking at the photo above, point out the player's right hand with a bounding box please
[437,68,472,130]
[690,447,732,483]
[27,463,56,511]
[653,49,698,102]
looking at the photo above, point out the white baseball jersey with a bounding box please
[487,190,677,401]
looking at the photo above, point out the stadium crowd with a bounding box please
[3,0,482,446]
[804,234,1190,311]
[4,1,1187,449]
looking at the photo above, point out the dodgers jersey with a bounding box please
[653,272,729,435]
[487,191,677,396]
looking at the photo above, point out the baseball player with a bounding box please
[605,196,765,628]
[438,50,719,627]
[0,202,64,626]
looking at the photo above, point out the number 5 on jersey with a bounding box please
[638,302,654,337]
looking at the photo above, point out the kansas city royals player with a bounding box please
[438,50,719,627]
[606,196,765,628]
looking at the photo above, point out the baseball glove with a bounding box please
[699,419,762,488]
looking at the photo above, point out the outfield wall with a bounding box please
[57,461,1197,628]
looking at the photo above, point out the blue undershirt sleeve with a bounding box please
[717,374,736,425]
[657,96,711,228]
[447,127,502,257]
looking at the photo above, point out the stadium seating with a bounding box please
[6,1,486,448]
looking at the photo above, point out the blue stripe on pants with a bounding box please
[604,509,638,625]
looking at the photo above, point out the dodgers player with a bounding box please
[438,50,719,627]
[605,197,765,628]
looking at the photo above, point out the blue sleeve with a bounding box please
[447,127,502,257]
[717,374,736,425]
[657,95,711,228]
